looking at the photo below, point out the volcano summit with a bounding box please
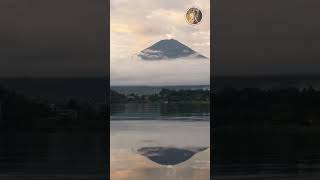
[136,39,208,60]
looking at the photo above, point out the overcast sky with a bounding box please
[0,0,107,77]
[110,0,210,86]
[214,0,320,76]
[3,0,317,78]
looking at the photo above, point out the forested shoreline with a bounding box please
[111,88,210,104]
[214,86,320,127]
[0,86,107,132]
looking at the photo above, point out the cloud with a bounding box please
[111,57,210,86]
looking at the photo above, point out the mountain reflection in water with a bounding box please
[137,147,208,165]
[110,120,210,180]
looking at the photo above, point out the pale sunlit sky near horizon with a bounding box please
[110,0,210,86]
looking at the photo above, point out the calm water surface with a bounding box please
[0,132,107,180]
[111,103,209,121]
[110,120,210,180]
[213,126,320,180]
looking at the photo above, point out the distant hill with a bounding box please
[0,78,107,103]
[213,75,320,91]
[111,85,210,95]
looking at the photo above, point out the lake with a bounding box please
[111,102,209,121]
[110,103,210,180]
[213,126,320,180]
[0,132,107,180]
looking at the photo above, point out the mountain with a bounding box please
[136,39,208,60]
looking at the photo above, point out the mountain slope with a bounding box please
[136,39,208,60]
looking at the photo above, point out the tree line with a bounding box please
[0,86,107,132]
[111,88,210,104]
[213,86,320,126]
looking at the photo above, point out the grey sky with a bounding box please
[0,0,107,77]
[214,0,320,76]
